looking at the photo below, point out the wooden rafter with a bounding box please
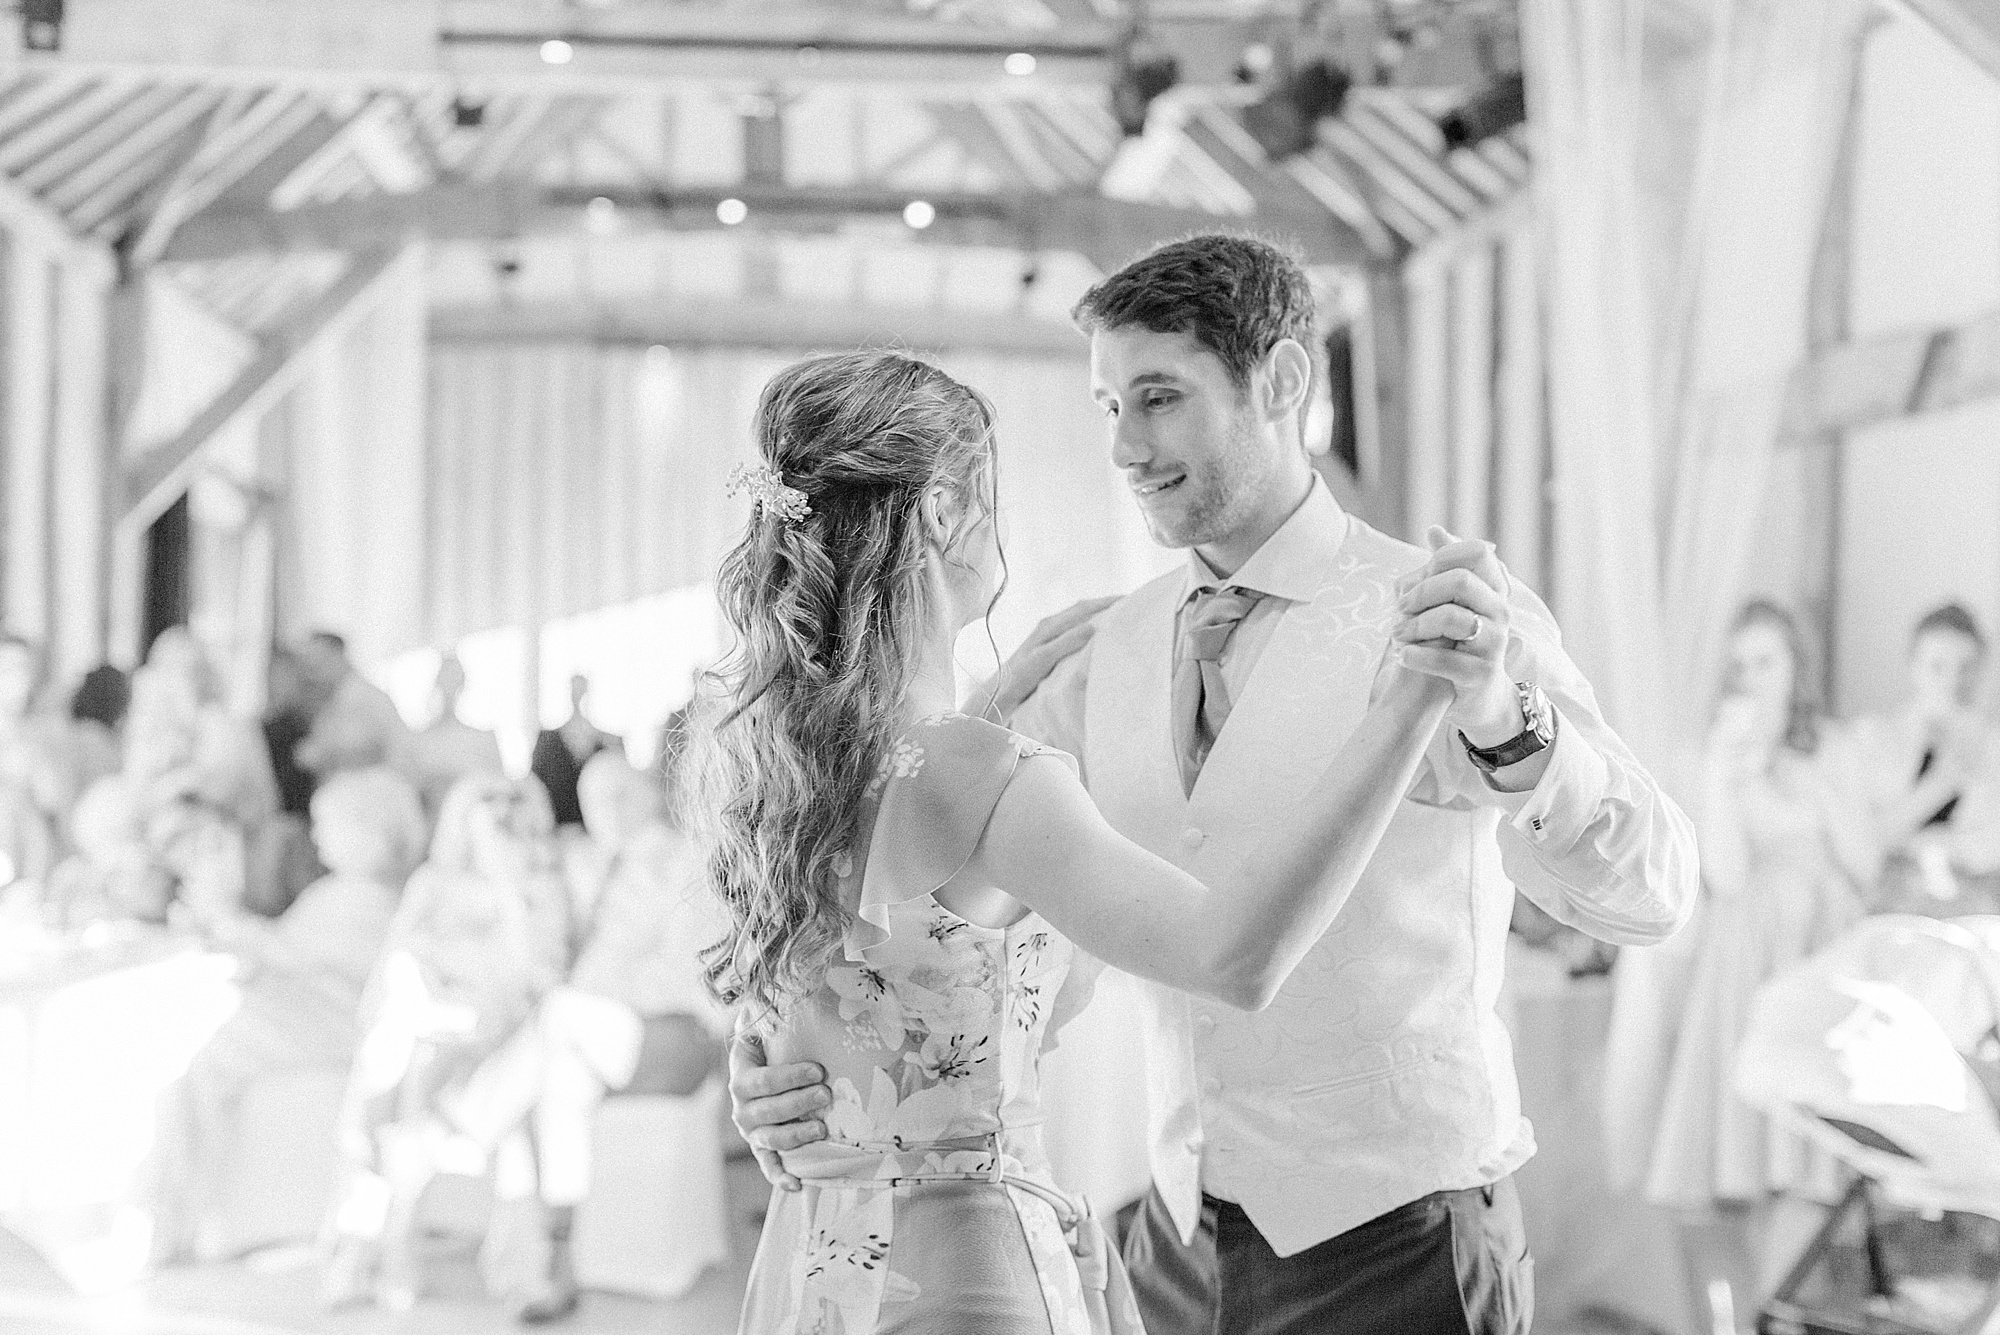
[1781,304,2000,443]
[159,177,1374,272]
[128,91,321,266]
[124,246,410,526]
[432,296,1081,355]
[1891,0,2000,81]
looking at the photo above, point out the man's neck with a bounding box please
[1193,469,1322,581]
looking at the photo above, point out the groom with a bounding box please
[732,234,1698,1333]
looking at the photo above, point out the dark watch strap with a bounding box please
[1459,683,1555,772]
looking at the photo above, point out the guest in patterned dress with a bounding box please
[696,351,1454,1335]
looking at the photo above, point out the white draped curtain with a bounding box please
[1520,2,1869,1326]
[1524,0,1867,771]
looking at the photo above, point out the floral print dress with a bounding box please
[738,714,1144,1335]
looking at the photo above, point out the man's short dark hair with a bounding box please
[1070,234,1318,390]
[1914,602,1985,651]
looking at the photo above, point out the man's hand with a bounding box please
[728,1034,831,1192]
[964,596,1117,723]
[1392,527,1521,746]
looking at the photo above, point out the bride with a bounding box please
[697,350,1451,1335]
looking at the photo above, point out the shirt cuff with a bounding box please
[1481,708,1611,850]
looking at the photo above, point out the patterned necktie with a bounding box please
[1172,585,1265,794]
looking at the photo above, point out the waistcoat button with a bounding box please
[1180,826,1205,850]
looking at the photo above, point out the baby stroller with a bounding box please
[1733,915,2000,1334]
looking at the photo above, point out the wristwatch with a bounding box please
[1459,682,1557,773]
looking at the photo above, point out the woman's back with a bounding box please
[739,712,1128,1335]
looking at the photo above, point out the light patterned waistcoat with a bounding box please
[1082,519,1533,1257]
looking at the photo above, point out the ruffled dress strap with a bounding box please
[842,712,1075,961]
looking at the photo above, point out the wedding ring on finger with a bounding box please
[1460,612,1483,646]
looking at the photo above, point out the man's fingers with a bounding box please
[1394,606,1488,646]
[750,1147,802,1192]
[1400,569,1509,622]
[748,1119,827,1153]
[730,1056,825,1103]
[739,1083,833,1129]
[1396,643,1487,687]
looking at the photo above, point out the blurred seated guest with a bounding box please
[294,632,411,783]
[442,752,726,1322]
[142,768,428,1263]
[125,629,281,930]
[530,675,618,829]
[1849,603,2000,899]
[41,777,172,930]
[1624,601,1880,1327]
[321,774,572,1313]
[405,652,503,813]
[66,664,130,794]
[261,647,322,819]
[0,633,80,888]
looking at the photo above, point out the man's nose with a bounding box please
[1109,413,1150,470]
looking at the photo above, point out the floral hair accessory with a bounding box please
[728,463,812,526]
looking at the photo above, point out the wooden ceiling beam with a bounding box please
[160,178,1377,271]
[432,296,1082,356]
[1889,0,2000,82]
[123,245,411,526]
[1782,304,2000,442]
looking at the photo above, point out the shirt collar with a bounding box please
[1182,475,1350,605]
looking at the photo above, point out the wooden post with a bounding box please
[1448,241,1496,542]
[1404,253,1451,540]
[1496,214,1547,594]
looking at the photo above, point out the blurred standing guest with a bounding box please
[143,768,428,1263]
[443,752,727,1322]
[261,647,323,819]
[1629,601,1880,1327]
[67,664,130,794]
[405,652,503,814]
[124,628,280,929]
[322,773,573,1312]
[295,632,411,782]
[530,675,618,828]
[1849,604,2000,896]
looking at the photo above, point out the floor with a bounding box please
[0,1160,769,1335]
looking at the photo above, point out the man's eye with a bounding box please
[1145,393,1176,410]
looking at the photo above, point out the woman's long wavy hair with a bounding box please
[693,351,1000,1017]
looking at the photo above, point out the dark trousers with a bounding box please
[1121,1178,1534,1335]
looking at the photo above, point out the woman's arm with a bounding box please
[973,670,1452,1011]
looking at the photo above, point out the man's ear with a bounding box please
[1260,338,1313,423]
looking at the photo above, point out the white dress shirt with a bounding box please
[1010,477,1698,1254]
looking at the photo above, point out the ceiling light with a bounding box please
[902,199,936,230]
[540,39,574,65]
[1439,73,1527,151]
[1003,51,1037,77]
[716,197,749,225]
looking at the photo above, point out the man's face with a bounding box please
[1089,326,1279,552]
